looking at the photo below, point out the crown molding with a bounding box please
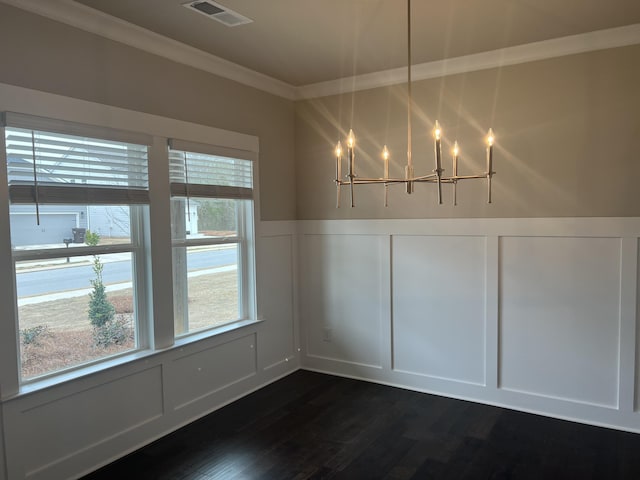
[0,0,297,100]
[3,1,639,102]
[296,23,640,99]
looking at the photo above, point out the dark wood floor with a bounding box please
[82,370,640,479]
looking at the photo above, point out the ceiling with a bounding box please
[71,0,640,87]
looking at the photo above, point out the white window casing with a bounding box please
[2,111,152,383]
[0,83,260,395]
[169,139,257,335]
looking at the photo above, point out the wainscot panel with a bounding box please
[392,235,486,385]
[256,234,297,370]
[301,234,385,368]
[499,236,621,408]
[170,334,257,410]
[6,366,163,479]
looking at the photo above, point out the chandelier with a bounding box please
[333,0,495,208]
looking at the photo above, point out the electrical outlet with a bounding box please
[322,327,332,342]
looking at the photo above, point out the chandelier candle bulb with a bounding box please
[433,122,443,170]
[486,128,494,203]
[434,120,443,204]
[383,145,390,207]
[486,128,494,174]
[347,129,355,177]
[383,145,390,179]
[452,141,459,176]
[335,141,342,181]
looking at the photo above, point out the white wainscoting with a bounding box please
[256,234,297,370]
[301,234,387,369]
[392,235,486,386]
[299,218,640,433]
[5,366,164,479]
[499,236,621,408]
[170,334,258,410]
[0,221,299,480]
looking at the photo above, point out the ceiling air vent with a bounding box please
[182,1,253,27]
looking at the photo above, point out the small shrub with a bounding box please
[93,317,134,347]
[20,325,49,345]
[85,230,101,246]
[88,257,115,327]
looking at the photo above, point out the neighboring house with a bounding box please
[9,204,86,247]
[10,202,199,246]
[181,199,200,236]
[7,154,85,246]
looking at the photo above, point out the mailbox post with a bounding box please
[63,238,72,263]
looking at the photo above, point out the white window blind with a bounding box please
[3,115,150,205]
[169,145,253,200]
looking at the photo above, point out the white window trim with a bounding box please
[0,82,260,398]
[170,198,256,337]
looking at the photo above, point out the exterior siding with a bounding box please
[87,205,130,238]
[8,205,84,246]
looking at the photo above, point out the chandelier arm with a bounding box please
[338,170,490,186]
[411,173,438,181]
[340,177,408,185]
[413,178,456,184]
[454,174,491,180]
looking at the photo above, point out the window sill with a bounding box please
[15,348,160,399]
[10,318,264,400]
[173,317,263,348]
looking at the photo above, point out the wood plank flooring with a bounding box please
[81,370,640,479]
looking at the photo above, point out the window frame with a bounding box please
[12,219,150,383]
[2,117,153,383]
[0,91,260,397]
[169,142,257,337]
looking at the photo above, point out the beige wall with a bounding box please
[1,4,639,221]
[296,45,640,219]
[0,4,296,221]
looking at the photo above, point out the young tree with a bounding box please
[88,256,115,328]
[86,230,116,331]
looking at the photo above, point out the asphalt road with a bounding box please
[16,248,237,298]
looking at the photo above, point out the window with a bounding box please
[0,105,259,391]
[169,140,255,336]
[2,113,151,381]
